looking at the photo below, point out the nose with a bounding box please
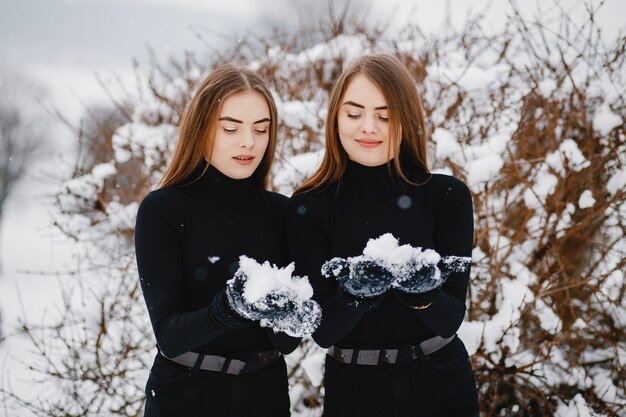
[240,130,255,148]
[360,114,377,134]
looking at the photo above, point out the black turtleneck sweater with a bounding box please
[285,159,474,348]
[135,162,299,358]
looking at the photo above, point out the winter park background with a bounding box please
[0,0,625,415]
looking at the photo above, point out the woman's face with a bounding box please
[208,90,271,179]
[337,73,396,167]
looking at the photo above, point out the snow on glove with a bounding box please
[226,269,266,320]
[393,253,471,294]
[321,260,383,310]
[439,255,471,280]
[262,289,322,338]
[226,256,321,337]
[322,257,395,298]
[393,255,470,308]
[393,248,442,294]
[321,233,413,298]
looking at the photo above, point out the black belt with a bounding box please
[328,335,455,365]
[161,348,281,375]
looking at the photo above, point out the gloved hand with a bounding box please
[439,256,471,280]
[322,257,395,298]
[262,291,322,337]
[226,269,266,320]
[226,269,322,337]
[393,255,471,309]
[335,287,384,312]
[210,289,254,328]
[262,288,298,317]
[393,255,442,294]
[392,257,441,309]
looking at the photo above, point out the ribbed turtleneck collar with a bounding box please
[342,158,430,195]
[186,159,263,193]
[342,159,402,196]
[345,159,395,180]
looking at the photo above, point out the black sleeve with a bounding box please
[414,177,474,337]
[285,192,368,348]
[266,330,301,354]
[265,192,302,354]
[135,190,234,358]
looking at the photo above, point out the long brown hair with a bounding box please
[296,54,430,193]
[159,64,278,189]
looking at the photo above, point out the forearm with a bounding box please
[152,307,234,358]
[414,290,466,338]
[420,176,473,338]
[313,291,375,348]
[266,330,301,354]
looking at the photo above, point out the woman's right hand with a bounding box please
[322,257,395,298]
[210,289,254,328]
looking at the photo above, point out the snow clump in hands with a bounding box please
[323,233,472,296]
[226,256,321,337]
[321,233,410,298]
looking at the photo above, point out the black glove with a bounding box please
[392,257,442,309]
[392,255,470,309]
[393,286,441,309]
[322,257,395,298]
[226,270,322,337]
[439,256,471,280]
[226,269,269,320]
[394,257,441,292]
[263,291,322,337]
[335,287,384,312]
[210,289,253,328]
[262,288,299,323]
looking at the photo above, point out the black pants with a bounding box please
[323,336,479,417]
[143,353,290,417]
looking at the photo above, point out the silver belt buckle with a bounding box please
[382,349,398,364]
[356,349,380,365]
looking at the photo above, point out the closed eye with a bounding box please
[223,127,237,133]
[347,112,361,119]
[254,128,268,134]
[378,115,389,122]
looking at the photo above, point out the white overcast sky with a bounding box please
[0,0,624,122]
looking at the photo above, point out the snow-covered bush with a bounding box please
[3,2,624,416]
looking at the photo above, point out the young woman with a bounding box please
[285,54,480,416]
[135,65,299,417]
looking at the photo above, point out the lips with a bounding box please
[355,139,383,148]
[233,155,255,165]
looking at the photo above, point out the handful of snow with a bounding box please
[322,233,471,296]
[238,256,313,303]
[363,233,441,274]
[226,256,321,337]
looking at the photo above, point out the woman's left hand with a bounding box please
[226,270,322,337]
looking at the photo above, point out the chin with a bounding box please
[233,163,262,179]
[232,170,255,179]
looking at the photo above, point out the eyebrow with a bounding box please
[219,116,271,124]
[343,100,387,110]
